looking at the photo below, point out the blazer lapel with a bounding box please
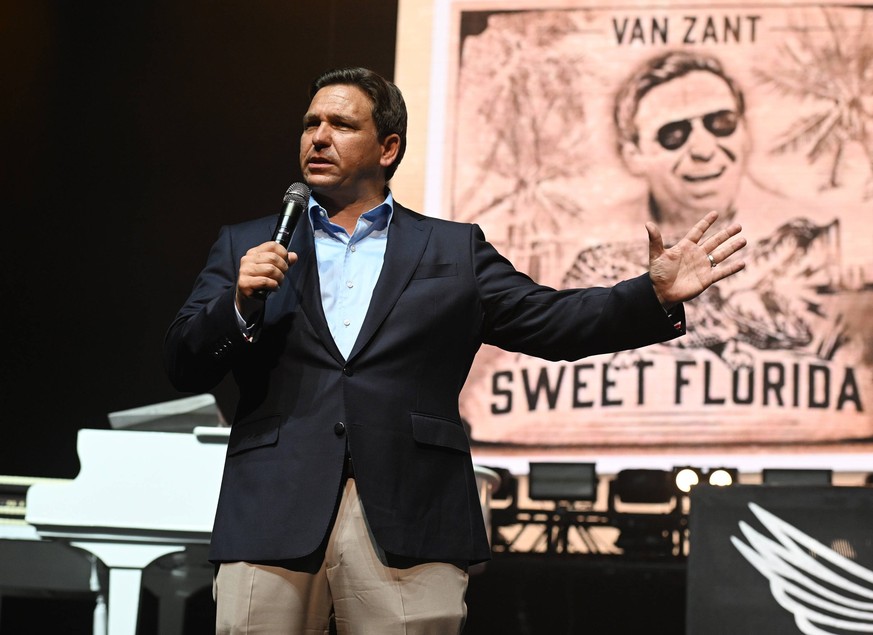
[348,206,431,361]
[269,213,345,365]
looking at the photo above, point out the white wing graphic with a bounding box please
[730,502,873,634]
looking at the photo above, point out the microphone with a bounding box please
[253,182,311,300]
[271,182,311,249]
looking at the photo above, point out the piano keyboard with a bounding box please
[0,475,70,527]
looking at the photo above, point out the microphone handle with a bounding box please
[252,202,305,301]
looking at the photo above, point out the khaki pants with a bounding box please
[214,478,469,634]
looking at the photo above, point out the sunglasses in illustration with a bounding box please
[656,109,739,150]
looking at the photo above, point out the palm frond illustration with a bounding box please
[453,11,592,235]
[731,502,873,634]
[753,8,873,196]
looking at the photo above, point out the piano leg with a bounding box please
[88,555,108,635]
[71,541,187,635]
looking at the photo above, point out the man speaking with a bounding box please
[165,66,746,634]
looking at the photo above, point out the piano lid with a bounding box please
[25,428,227,541]
[108,394,226,433]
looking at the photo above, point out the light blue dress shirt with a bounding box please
[308,193,393,359]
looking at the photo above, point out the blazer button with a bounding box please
[334,422,346,437]
[342,366,353,377]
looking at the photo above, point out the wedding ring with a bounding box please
[707,254,717,268]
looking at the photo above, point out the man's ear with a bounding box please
[620,141,647,177]
[379,133,401,168]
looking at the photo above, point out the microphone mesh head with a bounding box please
[284,182,311,203]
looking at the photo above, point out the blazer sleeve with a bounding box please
[470,225,685,361]
[164,225,250,393]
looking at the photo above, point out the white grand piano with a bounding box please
[2,395,227,635]
[2,395,500,635]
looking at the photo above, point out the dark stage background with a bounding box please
[1,0,398,479]
[1,5,692,634]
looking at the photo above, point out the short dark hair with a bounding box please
[310,67,408,180]
[614,51,745,148]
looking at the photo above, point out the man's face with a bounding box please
[300,84,398,201]
[623,71,749,225]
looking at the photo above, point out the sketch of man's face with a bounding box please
[622,71,749,228]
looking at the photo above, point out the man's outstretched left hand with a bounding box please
[647,210,747,307]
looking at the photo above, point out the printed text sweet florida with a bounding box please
[490,358,862,414]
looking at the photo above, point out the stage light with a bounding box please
[528,462,598,502]
[480,466,517,502]
[673,466,738,492]
[762,468,833,486]
[707,468,737,487]
[611,469,675,504]
[609,469,682,557]
[674,467,701,493]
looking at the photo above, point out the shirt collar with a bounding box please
[308,191,395,239]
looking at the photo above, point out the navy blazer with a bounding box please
[164,203,685,564]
